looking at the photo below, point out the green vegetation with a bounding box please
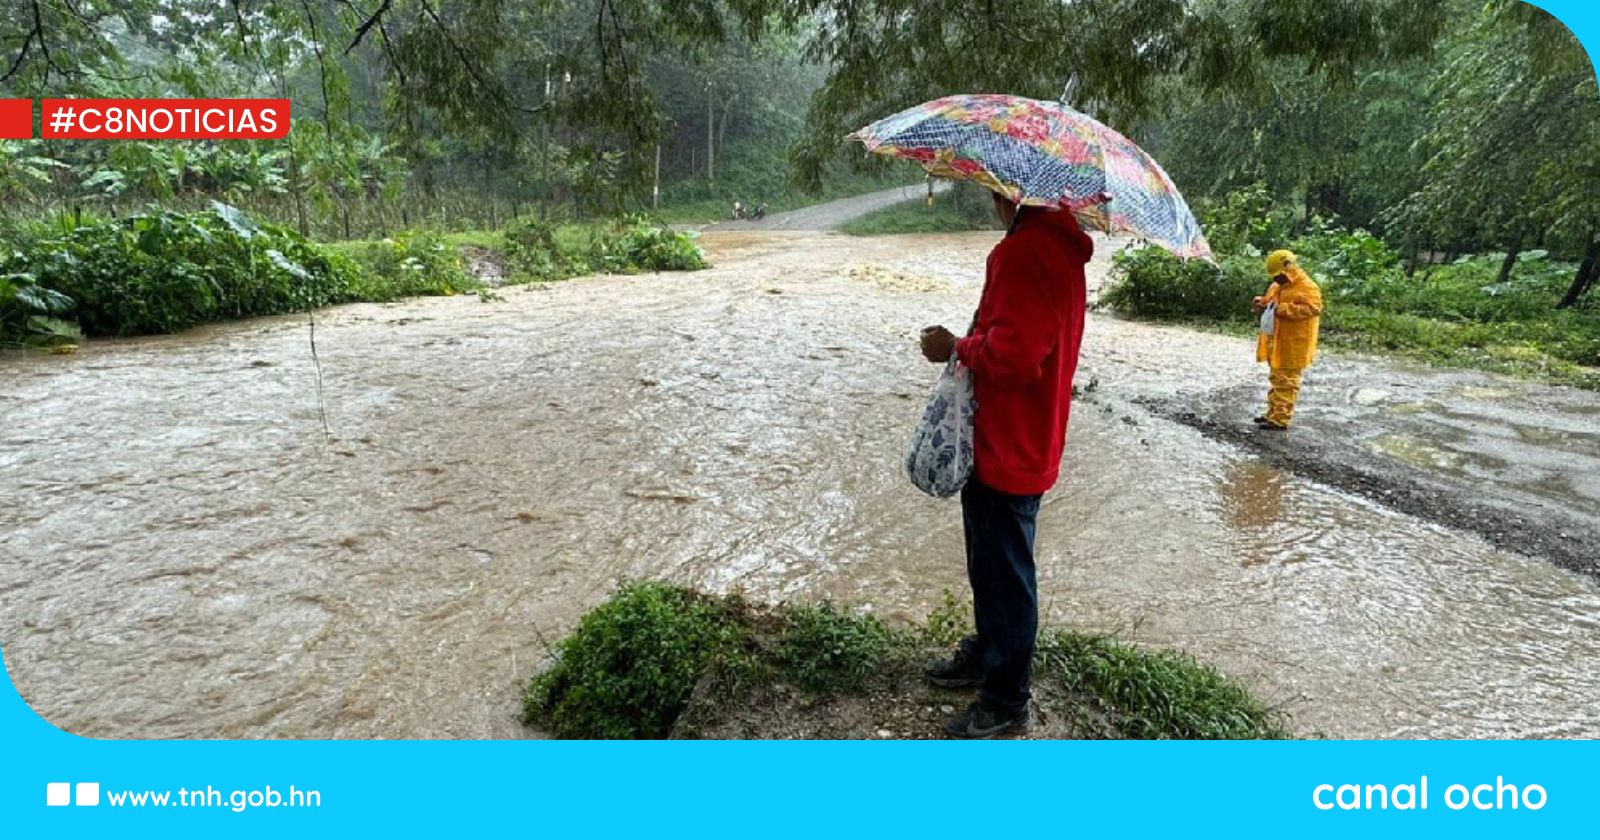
[329,231,478,302]
[651,128,921,225]
[1103,249,1263,324]
[3,2,1592,339]
[1148,8,1598,312]
[1104,198,1600,389]
[775,602,891,694]
[588,216,711,274]
[522,582,748,740]
[0,3,914,241]
[522,582,1289,740]
[1,203,360,339]
[0,269,78,349]
[0,205,707,346]
[1037,632,1290,740]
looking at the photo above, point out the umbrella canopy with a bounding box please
[848,94,1212,260]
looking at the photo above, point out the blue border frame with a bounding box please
[3,3,1597,836]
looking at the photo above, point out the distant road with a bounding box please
[683,181,951,232]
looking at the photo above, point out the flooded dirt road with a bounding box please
[680,182,948,232]
[3,228,1599,739]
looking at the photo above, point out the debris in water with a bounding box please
[624,485,702,503]
[845,264,951,293]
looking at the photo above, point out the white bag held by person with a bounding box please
[905,357,976,498]
[1259,300,1277,337]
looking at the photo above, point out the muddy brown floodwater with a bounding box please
[3,229,1599,739]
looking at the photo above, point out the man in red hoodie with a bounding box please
[918,192,1092,738]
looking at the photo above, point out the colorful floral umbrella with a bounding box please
[848,94,1212,260]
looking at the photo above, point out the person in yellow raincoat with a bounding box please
[1251,250,1322,430]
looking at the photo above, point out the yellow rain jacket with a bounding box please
[1256,262,1323,369]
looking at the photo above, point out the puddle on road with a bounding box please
[2,230,1598,740]
[1367,433,1467,472]
[1386,401,1433,416]
[1457,386,1517,400]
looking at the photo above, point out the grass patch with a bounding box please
[522,584,1291,740]
[1037,631,1290,740]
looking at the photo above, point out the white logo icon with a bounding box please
[46,782,99,807]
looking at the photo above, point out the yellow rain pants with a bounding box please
[1265,367,1304,427]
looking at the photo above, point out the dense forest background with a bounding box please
[1,1,1597,329]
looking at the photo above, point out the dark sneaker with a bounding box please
[944,702,1030,739]
[923,638,983,689]
[1257,420,1289,431]
[1252,415,1272,427]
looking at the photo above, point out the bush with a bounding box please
[343,230,477,301]
[0,202,360,338]
[775,602,891,694]
[1197,183,1293,255]
[522,582,745,739]
[588,215,708,273]
[502,215,706,280]
[1102,216,1600,387]
[1103,247,1263,323]
[501,216,578,281]
[0,270,80,347]
[1293,221,1402,286]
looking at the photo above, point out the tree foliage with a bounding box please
[780,0,1449,190]
[0,0,1595,312]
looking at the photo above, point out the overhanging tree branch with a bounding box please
[1,27,37,84]
[418,0,549,115]
[344,0,391,55]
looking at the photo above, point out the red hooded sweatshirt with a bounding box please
[954,208,1093,496]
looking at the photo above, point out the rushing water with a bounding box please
[2,230,1598,739]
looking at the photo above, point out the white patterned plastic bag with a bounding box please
[905,358,976,498]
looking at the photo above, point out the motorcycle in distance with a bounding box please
[730,201,769,221]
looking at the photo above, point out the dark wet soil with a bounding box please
[1145,369,1600,579]
[672,654,1093,740]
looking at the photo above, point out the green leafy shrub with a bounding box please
[1037,631,1290,739]
[1197,183,1293,255]
[1292,221,1402,286]
[522,582,746,739]
[1104,215,1600,387]
[0,270,80,347]
[588,215,708,273]
[775,602,891,694]
[1103,247,1262,323]
[501,216,578,281]
[0,202,359,337]
[344,230,477,301]
[501,215,706,281]
[919,589,973,648]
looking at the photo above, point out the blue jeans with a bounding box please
[960,478,1042,715]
